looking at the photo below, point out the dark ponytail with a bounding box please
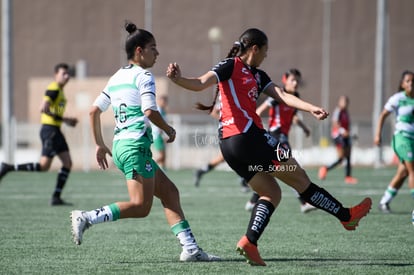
[124,20,154,60]
[196,28,268,113]
[195,42,243,112]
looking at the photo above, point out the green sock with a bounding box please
[109,203,121,221]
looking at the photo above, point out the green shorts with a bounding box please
[392,132,414,162]
[153,134,165,151]
[112,137,159,179]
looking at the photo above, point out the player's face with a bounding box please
[284,75,300,93]
[55,68,70,86]
[402,73,413,94]
[254,44,268,67]
[338,96,348,109]
[139,38,159,69]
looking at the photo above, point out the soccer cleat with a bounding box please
[318,166,328,180]
[244,201,255,211]
[300,203,317,214]
[236,235,266,266]
[341,197,372,231]
[0,162,13,181]
[70,210,92,245]
[378,203,391,214]
[194,169,205,187]
[50,197,73,206]
[179,248,221,262]
[344,176,358,184]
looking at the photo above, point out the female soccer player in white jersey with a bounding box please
[375,70,414,213]
[69,21,219,262]
[167,28,372,266]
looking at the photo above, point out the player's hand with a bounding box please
[310,107,329,120]
[96,145,112,170]
[64,117,78,127]
[165,126,176,143]
[166,63,181,82]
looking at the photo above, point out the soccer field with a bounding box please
[0,166,413,274]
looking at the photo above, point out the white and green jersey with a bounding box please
[93,64,158,141]
[384,91,414,139]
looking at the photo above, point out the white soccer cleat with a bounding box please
[180,248,221,262]
[70,210,92,245]
[300,203,317,214]
[245,201,255,211]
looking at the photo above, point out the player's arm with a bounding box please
[90,105,112,170]
[293,114,311,137]
[40,97,77,127]
[256,100,270,116]
[166,63,217,91]
[374,108,391,146]
[264,83,329,120]
[145,109,176,143]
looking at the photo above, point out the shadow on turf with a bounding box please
[224,257,414,267]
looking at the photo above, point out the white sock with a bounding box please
[176,229,198,253]
[380,187,397,205]
[83,206,114,224]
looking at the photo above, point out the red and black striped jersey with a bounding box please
[212,57,272,138]
[267,91,299,135]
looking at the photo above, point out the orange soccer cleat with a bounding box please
[344,176,358,184]
[318,166,328,180]
[236,235,266,266]
[341,197,372,231]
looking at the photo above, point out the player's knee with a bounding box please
[130,201,152,217]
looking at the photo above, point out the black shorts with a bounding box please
[333,135,351,148]
[219,124,289,182]
[40,124,69,157]
[269,130,292,153]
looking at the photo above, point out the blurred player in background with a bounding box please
[375,70,414,213]
[318,95,358,184]
[70,21,220,262]
[151,94,168,170]
[194,105,250,192]
[0,63,77,206]
[167,28,371,266]
[245,68,316,213]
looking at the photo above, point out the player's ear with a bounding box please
[135,46,143,55]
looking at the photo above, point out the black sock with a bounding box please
[327,158,343,170]
[52,167,70,198]
[345,157,351,177]
[240,178,248,187]
[300,183,350,221]
[298,196,307,205]
[16,162,41,171]
[246,199,275,245]
[250,192,260,203]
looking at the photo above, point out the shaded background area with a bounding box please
[1,0,413,169]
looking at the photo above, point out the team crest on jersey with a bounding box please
[247,87,259,101]
[145,160,153,172]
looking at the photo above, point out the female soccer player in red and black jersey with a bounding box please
[245,69,316,213]
[318,95,358,184]
[167,28,371,266]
